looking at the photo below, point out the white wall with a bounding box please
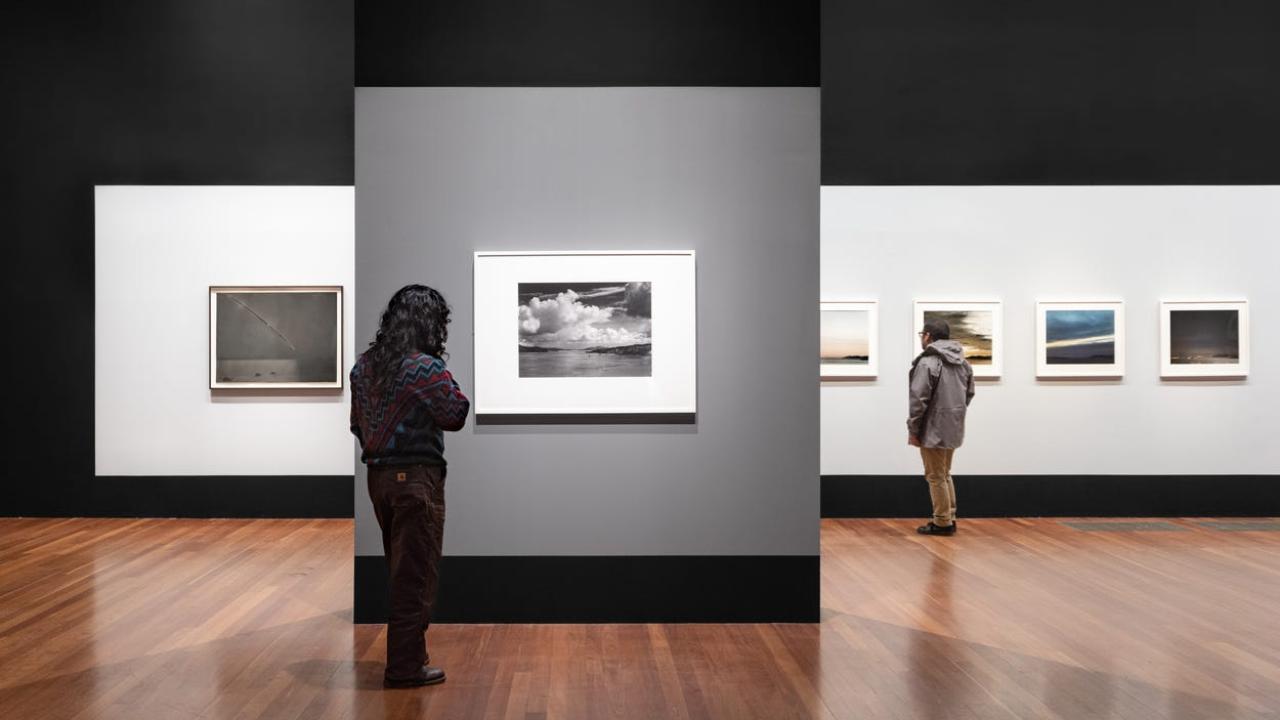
[822,186,1278,476]
[95,186,355,476]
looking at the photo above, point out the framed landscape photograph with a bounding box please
[1036,300,1125,379]
[913,300,1003,379]
[820,301,878,379]
[473,251,696,423]
[1160,300,1249,378]
[209,286,343,389]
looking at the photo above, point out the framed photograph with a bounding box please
[913,300,1003,379]
[1160,300,1249,378]
[473,251,696,423]
[820,301,878,379]
[1036,300,1125,378]
[209,286,344,389]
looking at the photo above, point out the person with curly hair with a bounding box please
[350,284,470,688]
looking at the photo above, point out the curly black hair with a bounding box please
[365,284,451,391]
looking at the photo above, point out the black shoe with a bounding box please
[917,522,956,536]
[384,665,446,688]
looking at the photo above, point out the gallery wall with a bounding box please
[8,0,1273,527]
[821,0,1280,184]
[2,1,353,517]
[355,87,820,621]
[821,186,1280,515]
[819,0,1280,517]
[95,186,354,480]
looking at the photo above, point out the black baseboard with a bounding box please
[3,475,354,518]
[354,554,818,624]
[822,475,1280,518]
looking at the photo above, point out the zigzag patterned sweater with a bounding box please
[350,352,470,467]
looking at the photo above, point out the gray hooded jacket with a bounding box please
[907,340,976,449]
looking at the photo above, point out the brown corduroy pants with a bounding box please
[367,464,446,680]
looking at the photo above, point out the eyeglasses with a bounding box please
[917,331,928,337]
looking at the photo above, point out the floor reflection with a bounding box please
[2,518,1278,719]
[906,549,961,719]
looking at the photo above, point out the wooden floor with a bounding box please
[2,518,1279,719]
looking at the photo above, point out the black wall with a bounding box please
[357,0,819,86]
[822,0,1280,184]
[2,2,353,516]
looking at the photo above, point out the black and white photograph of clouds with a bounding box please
[1171,309,1240,364]
[517,282,652,378]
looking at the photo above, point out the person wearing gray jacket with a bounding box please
[907,319,976,536]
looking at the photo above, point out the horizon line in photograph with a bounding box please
[820,308,870,364]
[1045,308,1116,365]
[214,290,340,384]
[923,309,993,365]
[1170,308,1240,364]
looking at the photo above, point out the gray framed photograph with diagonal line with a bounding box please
[209,286,344,389]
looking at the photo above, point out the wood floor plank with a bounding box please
[2,517,1279,719]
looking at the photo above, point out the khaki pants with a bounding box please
[919,448,956,527]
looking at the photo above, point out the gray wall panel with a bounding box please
[355,88,818,557]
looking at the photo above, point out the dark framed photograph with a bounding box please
[209,286,344,389]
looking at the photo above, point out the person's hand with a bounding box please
[907,434,921,447]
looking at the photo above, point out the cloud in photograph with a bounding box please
[1046,310,1115,345]
[1045,309,1116,365]
[924,309,993,362]
[518,282,652,350]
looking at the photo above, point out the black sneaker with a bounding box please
[916,522,956,536]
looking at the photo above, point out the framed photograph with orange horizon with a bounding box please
[820,300,878,379]
[913,300,1003,379]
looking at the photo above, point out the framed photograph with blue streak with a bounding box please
[1036,300,1125,379]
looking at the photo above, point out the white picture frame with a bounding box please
[820,300,878,379]
[209,285,344,390]
[473,250,697,423]
[1036,300,1126,379]
[913,300,1003,379]
[1160,299,1249,379]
